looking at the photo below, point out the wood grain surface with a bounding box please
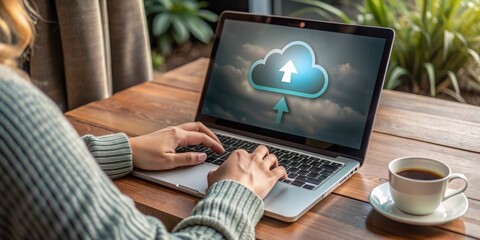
[66,58,480,239]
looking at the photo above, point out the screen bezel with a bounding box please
[195,11,395,163]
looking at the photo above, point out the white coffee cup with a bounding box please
[388,157,468,215]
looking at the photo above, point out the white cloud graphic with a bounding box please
[336,63,358,80]
[242,43,267,60]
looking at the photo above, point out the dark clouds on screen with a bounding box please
[201,20,385,149]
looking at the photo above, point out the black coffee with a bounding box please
[396,168,443,180]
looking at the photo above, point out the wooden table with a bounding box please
[66,58,480,239]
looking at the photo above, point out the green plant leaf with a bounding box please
[289,7,333,21]
[153,14,171,37]
[443,30,454,61]
[441,88,466,103]
[411,23,431,46]
[171,16,189,44]
[447,71,461,96]
[386,66,409,89]
[197,10,218,22]
[159,0,173,10]
[183,1,199,12]
[151,50,165,69]
[424,62,436,97]
[454,32,467,46]
[467,68,480,84]
[466,48,480,66]
[366,0,388,26]
[185,16,213,43]
[291,0,352,23]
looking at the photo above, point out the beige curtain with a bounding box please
[31,0,152,111]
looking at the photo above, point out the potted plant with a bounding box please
[291,0,480,102]
[144,0,218,68]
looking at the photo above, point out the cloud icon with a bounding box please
[248,41,328,98]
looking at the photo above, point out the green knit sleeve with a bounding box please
[81,134,133,179]
[0,66,264,239]
[174,180,264,239]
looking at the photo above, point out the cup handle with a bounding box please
[443,173,468,201]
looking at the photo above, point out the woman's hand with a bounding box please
[129,122,224,170]
[208,145,287,199]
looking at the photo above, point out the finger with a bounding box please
[182,131,224,153]
[271,166,288,180]
[263,154,278,169]
[177,122,222,144]
[251,145,269,160]
[167,152,207,168]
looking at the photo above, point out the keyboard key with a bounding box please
[288,173,299,179]
[282,179,292,184]
[322,165,338,171]
[309,160,321,165]
[211,160,223,165]
[291,180,305,187]
[224,145,235,152]
[299,154,309,159]
[309,167,323,174]
[331,162,343,167]
[299,164,310,170]
[322,169,334,175]
[307,172,320,178]
[288,162,300,167]
[320,160,331,164]
[297,169,309,175]
[310,162,322,167]
[278,160,289,166]
[303,184,315,190]
[245,146,256,152]
[218,152,231,159]
[296,176,322,185]
[288,167,300,173]
[291,156,303,161]
[317,174,329,180]
[300,159,312,165]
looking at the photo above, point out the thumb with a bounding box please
[169,152,207,168]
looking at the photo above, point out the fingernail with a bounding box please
[198,153,207,162]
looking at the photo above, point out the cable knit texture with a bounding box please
[0,65,263,239]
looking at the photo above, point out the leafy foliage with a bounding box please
[292,0,480,102]
[144,0,218,56]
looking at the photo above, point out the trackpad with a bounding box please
[133,163,217,196]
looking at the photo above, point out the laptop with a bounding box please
[133,11,394,222]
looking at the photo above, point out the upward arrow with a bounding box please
[279,60,297,83]
[273,97,289,124]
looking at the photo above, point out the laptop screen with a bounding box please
[197,12,394,160]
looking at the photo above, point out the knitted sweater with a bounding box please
[0,66,263,239]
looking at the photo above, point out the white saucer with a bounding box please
[369,182,468,226]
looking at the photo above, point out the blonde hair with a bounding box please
[0,0,34,68]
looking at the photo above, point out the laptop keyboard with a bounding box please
[176,134,344,190]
